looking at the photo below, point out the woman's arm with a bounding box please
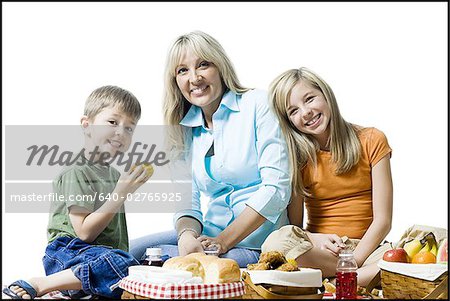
[353,154,393,266]
[176,216,204,256]
[173,176,205,255]
[209,206,266,253]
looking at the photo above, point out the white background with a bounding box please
[2,2,447,287]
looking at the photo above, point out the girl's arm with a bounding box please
[353,154,393,266]
[287,193,304,228]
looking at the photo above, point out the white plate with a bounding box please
[128,266,202,284]
[244,268,323,287]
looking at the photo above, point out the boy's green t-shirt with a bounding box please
[47,156,129,251]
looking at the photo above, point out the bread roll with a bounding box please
[162,256,204,278]
[185,253,219,270]
[203,258,241,284]
[163,253,241,283]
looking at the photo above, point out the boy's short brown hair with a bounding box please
[84,85,141,121]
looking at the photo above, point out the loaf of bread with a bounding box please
[162,253,240,284]
[203,258,241,284]
[162,256,204,278]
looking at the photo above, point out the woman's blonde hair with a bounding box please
[162,31,250,157]
[269,67,361,197]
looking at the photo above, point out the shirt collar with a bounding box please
[220,89,240,112]
[179,90,240,128]
[180,105,203,127]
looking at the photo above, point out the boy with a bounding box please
[4,85,152,299]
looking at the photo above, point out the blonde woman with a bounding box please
[129,31,291,267]
[262,67,393,286]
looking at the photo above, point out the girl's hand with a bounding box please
[197,235,229,255]
[178,232,204,256]
[309,233,346,256]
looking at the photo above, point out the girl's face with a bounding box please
[287,80,331,146]
[175,48,225,115]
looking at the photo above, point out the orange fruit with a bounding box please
[411,251,436,264]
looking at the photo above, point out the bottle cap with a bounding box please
[146,248,162,256]
[204,244,219,256]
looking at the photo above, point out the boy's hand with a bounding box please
[178,232,204,256]
[115,164,153,195]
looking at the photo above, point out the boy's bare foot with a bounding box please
[4,279,39,299]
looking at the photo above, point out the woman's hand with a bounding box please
[177,232,204,256]
[197,235,229,255]
[309,232,346,256]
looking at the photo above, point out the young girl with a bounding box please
[262,67,393,286]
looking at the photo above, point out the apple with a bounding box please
[383,246,409,263]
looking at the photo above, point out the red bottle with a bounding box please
[335,250,358,299]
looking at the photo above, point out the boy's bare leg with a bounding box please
[8,269,82,299]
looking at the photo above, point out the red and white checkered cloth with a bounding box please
[119,277,245,299]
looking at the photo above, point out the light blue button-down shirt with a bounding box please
[173,89,291,250]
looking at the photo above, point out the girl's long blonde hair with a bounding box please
[162,31,250,158]
[269,67,361,197]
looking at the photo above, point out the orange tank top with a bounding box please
[302,127,391,239]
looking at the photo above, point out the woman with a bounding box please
[263,67,393,285]
[130,31,291,267]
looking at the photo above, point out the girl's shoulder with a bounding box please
[354,125,387,139]
[354,126,390,151]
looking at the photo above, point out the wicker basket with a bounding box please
[380,269,448,299]
[121,272,323,299]
[240,271,323,299]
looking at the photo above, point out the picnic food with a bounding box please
[383,245,408,263]
[162,256,204,277]
[411,251,437,264]
[436,238,448,264]
[419,232,438,256]
[403,238,425,262]
[130,162,154,177]
[247,251,299,271]
[162,253,240,284]
[322,278,336,293]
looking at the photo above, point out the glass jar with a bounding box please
[142,247,163,267]
[335,249,358,299]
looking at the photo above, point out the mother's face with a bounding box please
[175,48,224,114]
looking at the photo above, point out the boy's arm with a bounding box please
[69,165,151,243]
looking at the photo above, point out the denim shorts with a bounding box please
[43,236,139,299]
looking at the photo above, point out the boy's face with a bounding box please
[82,105,137,159]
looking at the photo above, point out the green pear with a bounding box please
[403,239,424,262]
